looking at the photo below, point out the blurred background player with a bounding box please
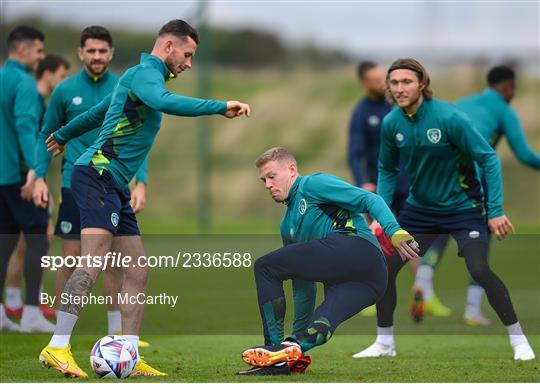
[353,58,535,361]
[412,65,540,326]
[32,26,150,343]
[238,147,419,375]
[39,19,251,378]
[4,54,70,322]
[0,26,54,333]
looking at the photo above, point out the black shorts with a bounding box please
[70,165,139,236]
[398,203,488,255]
[0,182,48,234]
[54,188,81,239]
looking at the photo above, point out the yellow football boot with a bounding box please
[130,356,167,377]
[425,295,452,317]
[39,344,88,378]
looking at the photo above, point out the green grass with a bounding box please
[1,234,539,381]
[0,334,538,382]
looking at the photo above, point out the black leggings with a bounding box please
[377,236,517,327]
[255,233,388,351]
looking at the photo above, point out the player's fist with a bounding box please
[33,178,49,208]
[488,215,515,240]
[46,134,65,157]
[391,230,420,261]
[130,182,147,213]
[224,101,251,118]
[20,169,36,201]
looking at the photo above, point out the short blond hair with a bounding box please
[255,147,297,168]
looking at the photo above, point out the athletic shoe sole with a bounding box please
[242,345,302,367]
[39,354,85,378]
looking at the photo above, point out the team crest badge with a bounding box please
[427,128,442,144]
[111,213,119,227]
[396,133,404,142]
[299,198,307,215]
[60,221,72,234]
[72,96,83,105]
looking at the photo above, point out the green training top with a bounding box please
[0,59,41,185]
[53,53,227,188]
[280,173,403,251]
[35,69,148,188]
[378,98,503,218]
[456,88,540,169]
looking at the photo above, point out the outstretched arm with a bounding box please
[47,93,112,156]
[131,67,250,118]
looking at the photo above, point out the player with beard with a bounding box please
[38,19,250,378]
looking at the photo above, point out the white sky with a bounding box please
[3,1,539,59]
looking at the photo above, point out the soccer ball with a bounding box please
[90,335,139,378]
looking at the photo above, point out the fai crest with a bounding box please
[299,198,307,215]
[72,96,83,106]
[427,128,442,144]
[60,221,72,234]
[111,213,119,227]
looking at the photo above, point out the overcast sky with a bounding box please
[4,1,539,60]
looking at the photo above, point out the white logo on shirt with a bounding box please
[72,96,83,106]
[299,198,307,215]
[427,128,442,144]
[396,133,404,142]
[368,115,380,127]
[469,230,480,239]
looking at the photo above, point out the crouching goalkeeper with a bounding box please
[237,147,419,376]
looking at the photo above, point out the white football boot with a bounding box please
[352,342,396,358]
[0,304,20,332]
[20,306,55,333]
[513,343,535,361]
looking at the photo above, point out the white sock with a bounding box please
[49,311,78,348]
[124,334,139,355]
[21,305,41,321]
[5,287,22,309]
[414,265,435,300]
[465,285,484,317]
[107,310,122,335]
[375,326,394,346]
[506,322,528,347]
[0,304,7,321]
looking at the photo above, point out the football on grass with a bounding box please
[90,335,138,378]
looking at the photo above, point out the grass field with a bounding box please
[1,334,539,382]
[1,234,539,381]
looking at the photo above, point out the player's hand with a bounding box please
[224,101,251,118]
[33,178,49,208]
[46,134,65,157]
[488,215,515,240]
[130,182,147,213]
[391,230,420,261]
[361,182,377,192]
[20,169,36,201]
